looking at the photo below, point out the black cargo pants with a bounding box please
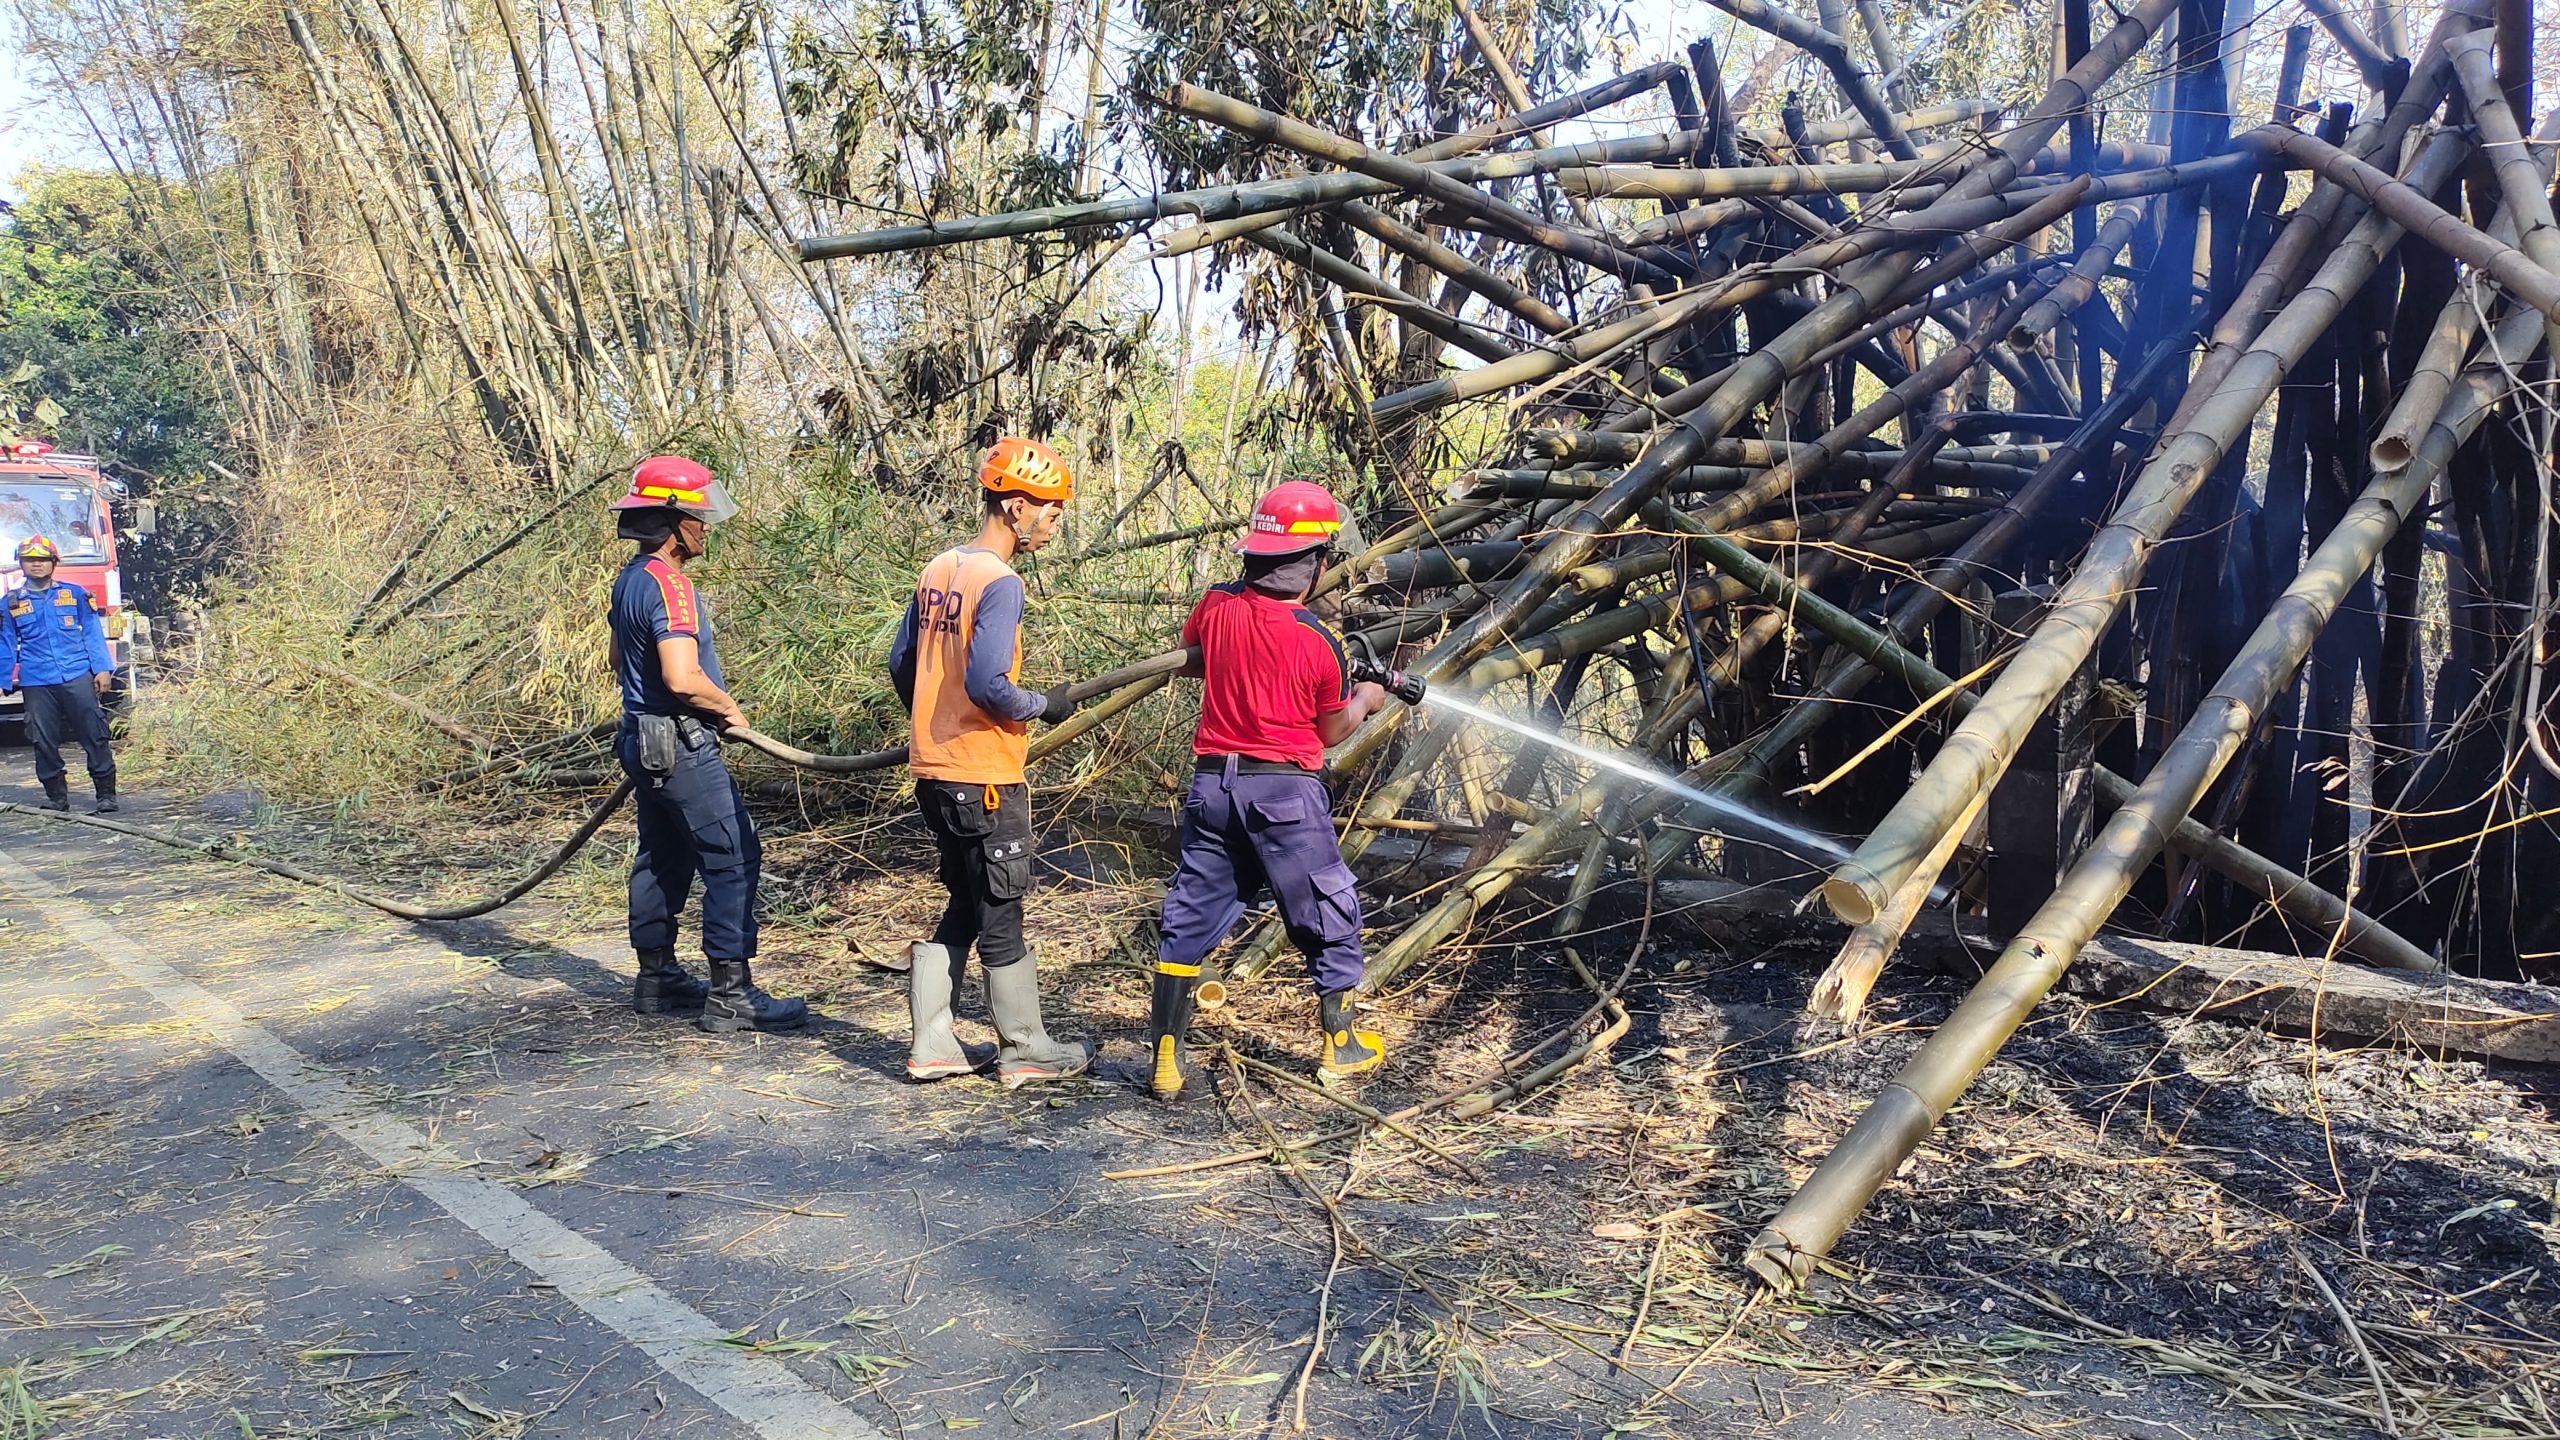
[914,780,1033,967]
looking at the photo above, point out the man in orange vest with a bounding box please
[886,437,1091,1088]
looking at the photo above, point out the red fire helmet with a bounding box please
[609,455,738,523]
[1237,480,1345,557]
[15,535,60,563]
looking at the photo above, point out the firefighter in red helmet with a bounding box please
[606,455,808,1033]
[1142,480,1394,1099]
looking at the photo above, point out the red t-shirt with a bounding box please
[1183,582,1349,771]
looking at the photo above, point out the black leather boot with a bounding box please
[40,779,68,812]
[697,959,809,1033]
[632,945,709,1014]
[91,774,117,815]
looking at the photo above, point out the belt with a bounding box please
[1196,754,1316,777]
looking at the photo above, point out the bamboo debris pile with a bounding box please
[801,0,2559,1284]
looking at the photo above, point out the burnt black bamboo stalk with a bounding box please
[1684,185,2090,535]
[1701,425,1966,692]
[1421,183,2076,459]
[1338,0,2189,739]
[1698,0,1919,160]
[1617,355,2437,975]
[1462,459,2039,500]
[1802,259,2071,378]
[1741,304,2530,1294]
[1524,428,2055,468]
[1357,517,1993,991]
[1819,109,2470,921]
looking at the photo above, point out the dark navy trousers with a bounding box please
[22,680,114,789]
[1157,760,1364,994]
[619,722,761,959]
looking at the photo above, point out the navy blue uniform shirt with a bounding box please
[612,554,725,716]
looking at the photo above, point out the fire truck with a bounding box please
[0,438,153,722]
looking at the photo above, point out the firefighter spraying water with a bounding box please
[1142,480,1425,1099]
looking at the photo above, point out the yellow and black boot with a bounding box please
[1316,990,1384,1080]
[1144,964,1200,1100]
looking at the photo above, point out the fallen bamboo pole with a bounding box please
[1338,200,1573,335]
[1821,126,2472,929]
[1152,63,1688,259]
[1245,225,1520,362]
[2237,121,2560,325]
[1615,323,2440,974]
[2445,30,2560,354]
[805,118,1699,262]
[1561,141,2173,201]
[1161,83,1683,286]
[2008,198,2147,350]
[1742,300,2535,1293]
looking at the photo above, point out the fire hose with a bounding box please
[0,646,1204,923]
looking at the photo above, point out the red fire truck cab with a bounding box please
[0,439,154,716]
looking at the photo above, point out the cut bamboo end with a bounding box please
[1196,978,1229,1010]
[1821,870,1886,925]
[1743,1226,1815,1291]
[2370,432,2417,471]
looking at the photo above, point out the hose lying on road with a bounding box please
[0,647,1195,923]
[0,779,637,922]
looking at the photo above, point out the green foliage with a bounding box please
[0,170,225,481]
[0,168,236,611]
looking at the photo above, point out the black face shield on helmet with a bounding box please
[616,505,687,544]
[1243,545,1331,599]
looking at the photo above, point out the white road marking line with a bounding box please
[0,846,889,1440]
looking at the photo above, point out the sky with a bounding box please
[0,9,41,203]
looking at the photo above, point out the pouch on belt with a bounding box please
[635,714,680,775]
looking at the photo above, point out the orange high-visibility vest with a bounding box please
[907,547,1030,785]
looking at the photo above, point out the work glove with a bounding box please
[1039,684,1077,724]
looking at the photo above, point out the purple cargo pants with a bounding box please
[1157,758,1366,994]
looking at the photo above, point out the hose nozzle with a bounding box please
[1345,634,1427,707]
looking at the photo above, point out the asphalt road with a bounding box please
[0,783,2216,1439]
